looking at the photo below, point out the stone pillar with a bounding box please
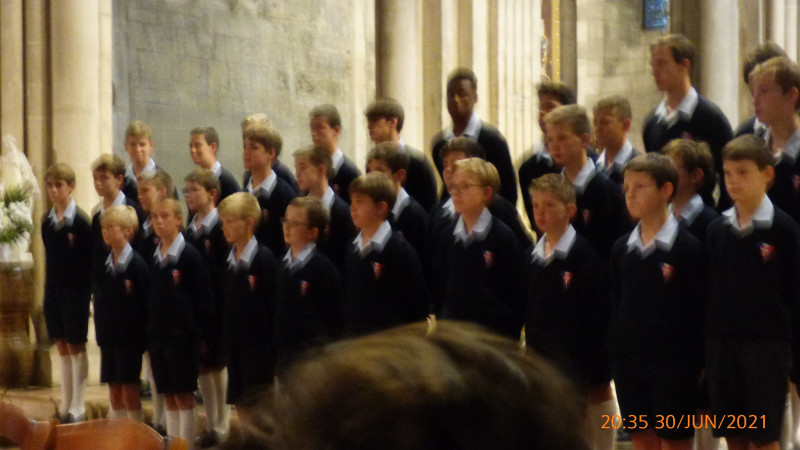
[50,0,102,212]
[422,0,444,156]
[698,0,738,125]
[350,0,371,166]
[0,0,25,142]
[559,0,577,90]
[24,0,52,386]
[99,0,114,155]
[785,0,798,61]
[769,0,786,51]
[375,0,423,149]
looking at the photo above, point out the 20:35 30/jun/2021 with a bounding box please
[600,414,766,430]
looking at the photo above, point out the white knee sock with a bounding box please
[165,409,180,437]
[150,373,166,427]
[108,407,127,419]
[197,373,216,432]
[59,355,73,417]
[791,384,800,447]
[781,393,793,450]
[69,352,88,417]
[694,421,720,450]
[586,398,619,450]
[179,408,196,449]
[128,408,144,422]
[214,369,230,437]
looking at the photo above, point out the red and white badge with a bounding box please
[204,239,212,254]
[300,280,310,297]
[582,209,591,225]
[793,175,800,193]
[681,132,694,140]
[483,251,494,268]
[262,209,270,222]
[248,275,257,291]
[171,269,182,285]
[760,243,775,263]
[67,233,75,248]
[124,279,133,295]
[373,262,383,280]
[660,263,673,283]
[562,271,573,290]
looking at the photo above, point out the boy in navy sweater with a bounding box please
[218,193,278,422]
[344,173,429,335]
[438,158,523,338]
[525,174,617,450]
[705,135,800,450]
[93,205,148,422]
[136,170,173,260]
[183,169,230,446]
[593,95,641,186]
[293,145,355,277]
[41,163,93,423]
[309,104,361,203]
[274,197,344,363]
[366,141,430,266]
[242,122,296,257]
[545,105,631,261]
[147,197,214,445]
[189,127,240,202]
[240,113,299,194]
[663,139,720,243]
[610,153,708,450]
[123,120,178,203]
[90,154,142,265]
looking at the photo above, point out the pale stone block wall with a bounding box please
[113,0,376,184]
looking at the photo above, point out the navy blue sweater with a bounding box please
[391,196,430,268]
[91,197,143,265]
[318,194,356,277]
[252,177,297,258]
[92,250,149,350]
[216,165,241,202]
[331,155,361,204]
[768,155,800,224]
[403,145,439,212]
[185,220,230,347]
[41,207,93,289]
[518,152,561,231]
[573,172,632,261]
[222,245,278,349]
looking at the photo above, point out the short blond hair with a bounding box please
[544,105,591,136]
[593,95,632,121]
[218,192,262,225]
[241,113,272,130]
[529,173,576,205]
[138,169,174,195]
[292,145,334,179]
[454,158,500,195]
[46,163,76,185]
[749,56,800,110]
[348,173,397,212]
[125,120,152,140]
[101,205,139,236]
[151,197,183,220]
[91,153,126,177]
[184,168,220,194]
[243,122,283,156]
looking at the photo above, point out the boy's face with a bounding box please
[283,205,315,248]
[101,222,130,249]
[46,177,74,206]
[294,156,324,192]
[366,159,402,186]
[367,117,396,143]
[538,93,563,134]
[446,78,477,122]
[723,159,773,205]
[243,138,274,171]
[442,151,467,190]
[220,214,251,245]
[666,154,696,197]
[138,181,162,213]
[125,135,153,167]
[309,116,339,150]
[93,170,122,198]
[189,134,217,168]
[593,108,629,151]
[184,181,214,212]
[546,122,588,167]
[150,203,182,240]
[650,45,688,93]
[349,193,386,231]
[450,170,490,215]
[531,190,574,235]
[750,74,799,126]
[623,171,671,220]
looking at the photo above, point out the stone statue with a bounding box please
[0,135,38,268]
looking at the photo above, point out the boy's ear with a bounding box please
[394,169,407,186]
[580,133,592,149]
[622,118,631,133]
[482,185,494,204]
[115,174,125,189]
[764,165,776,185]
[210,141,219,154]
[309,226,320,243]
[377,200,390,218]
[389,117,399,131]
[662,181,675,201]
[689,168,705,188]
[210,189,219,204]
[567,203,578,220]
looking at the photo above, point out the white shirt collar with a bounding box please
[442,198,457,218]
[227,236,259,271]
[531,225,577,265]
[444,112,482,140]
[626,215,680,257]
[282,242,316,272]
[332,148,344,173]
[534,142,554,164]
[94,191,127,216]
[154,233,186,267]
[670,194,705,226]
[722,195,775,234]
[453,207,492,245]
[246,171,277,198]
[655,87,699,127]
[779,128,800,164]
[321,187,335,211]
[141,217,153,237]
[105,243,134,274]
[568,158,597,194]
[210,160,222,178]
[125,159,156,180]
[188,208,219,237]
[392,187,410,219]
[353,220,392,256]
[597,140,633,174]
[754,118,768,136]
[49,199,77,228]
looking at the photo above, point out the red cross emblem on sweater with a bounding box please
[204,239,212,254]
[793,176,800,193]
[124,279,133,295]
[760,243,775,263]
[681,132,694,140]
[483,251,494,268]
[171,269,182,285]
[67,233,75,248]
[248,275,257,291]
[582,209,591,225]
[562,271,573,290]
[373,262,383,280]
[262,209,269,222]
[300,280,310,297]
[660,263,673,283]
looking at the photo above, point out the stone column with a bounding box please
[50,0,102,212]
[784,0,798,61]
[99,0,114,155]
[769,0,785,51]
[0,0,25,142]
[375,0,423,149]
[698,0,739,125]
[422,0,444,156]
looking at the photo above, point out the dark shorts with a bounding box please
[149,339,199,395]
[614,358,700,440]
[226,346,274,406]
[200,338,227,369]
[100,346,144,384]
[43,285,91,344]
[705,337,788,443]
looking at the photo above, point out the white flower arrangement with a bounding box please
[0,186,33,245]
